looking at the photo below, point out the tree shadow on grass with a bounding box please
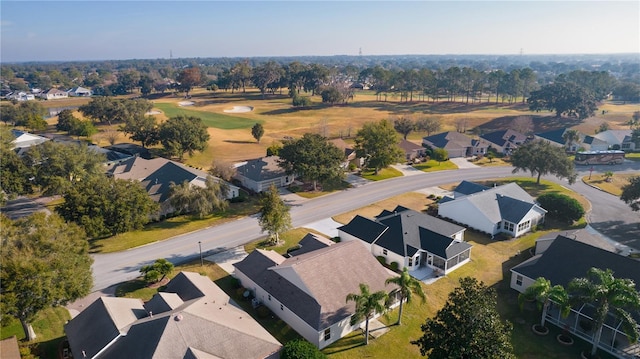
[321,331,366,355]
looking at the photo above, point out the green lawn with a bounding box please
[1,306,71,359]
[361,167,403,181]
[625,152,640,161]
[288,180,351,199]
[413,159,458,172]
[90,198,260,253]
[154,103,262,129]
[244,227,329,255]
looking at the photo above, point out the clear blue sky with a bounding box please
[1,1,638,62]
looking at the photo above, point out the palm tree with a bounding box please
[562,129,581,152]
[569,268,640,358]
[518,277,570,331]
[346,283,388,345]
[385,267,426,325]
[603,171,614,183]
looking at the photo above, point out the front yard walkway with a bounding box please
[363,318,390,339]
[390,164,426,176]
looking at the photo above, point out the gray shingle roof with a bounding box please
[234,241,396,330]
[235,156,286,182]
[454,180,489,196]
[287,233,334,257]
[422,131,474,151]
[418,227,472,259]
[512,236,640,291]
[535,128,567,145]
[65,272,281,359]
[337,215,388,244]
[480,129,527,148]
[497,195,537,224]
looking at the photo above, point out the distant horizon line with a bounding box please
[3,52,639,65]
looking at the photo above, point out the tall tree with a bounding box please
[569,268,640,358]
[24,141,106,195]
[230,61,252,93]
[393,116,415,140]
[412,277,515,359]
[176,67,202,97]
[119,114,160,148]
[209,159,237,182]
[56,109,79,133]
[252,61,283,98]
[258,184,291,245]
[385,267,426,325]
[57,176,158,237]
[620,176,640,211]
[278,133,344,191]
[1,213,93,341]
[528,82,598,119]
[346,283,388,345]
[159,115,210,160]
[511,140,576,184]
[251,123,265,143]
[168,177,229,219]
[518,277,569,330]
[355,120,403,175]
[415,117,441,136]
[0,127,33,200]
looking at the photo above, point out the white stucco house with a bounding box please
[510,235,640,358]
[39,88,69,100]
[593,130,636,151]
[233,239,399,349]
[438,181,546,238]
[67,86,93,97]
[338,206,471,275]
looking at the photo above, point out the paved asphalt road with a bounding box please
[91,162,640,291]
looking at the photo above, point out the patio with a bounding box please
[409,266,444,285]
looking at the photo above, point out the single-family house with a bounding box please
[233,240,399,349]
[593,130,636,151]
[510,235,640,358]
[398,139,427,162]
[338,206,470,275]
[65,271,281,359]
[39,88,69,100]
[107,156,239,212]
[234,156,294,193]
[438,182,546,238]
[6,91,35,101]
[10,130,49,151]
[534,128,599,151]
[329,138,360,168]
[479,129,528,154]
[104,143,152,159]
[67,86,93,97]
[422,131,487,158]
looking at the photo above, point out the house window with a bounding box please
[324,328,331,341]
[516,275,523,286]
[280,304,284,311]
[382,249,388,256]
[268,294,271,301]
[504,221,514,232]
[517,220,531,232]
[496,221,501,230]
[408,258,413,267]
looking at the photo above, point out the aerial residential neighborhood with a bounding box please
[2,2,640,359]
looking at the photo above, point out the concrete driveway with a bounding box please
[449,157,479,169]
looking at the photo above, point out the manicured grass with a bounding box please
[582,173,635,196]
[412,159,458,172]
[471,157,510,167]
[154,102,261,129]
[361,167,403,181]
[244,228,328,255]
[333,192,435,225]
[625,152,640,161]
[288,181,351,199]
[0,307,71,359]
[90,199,260,253]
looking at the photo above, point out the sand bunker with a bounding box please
[223,106,254,113]
[145,110,162,115]
[178,101,195,107]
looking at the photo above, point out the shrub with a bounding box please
[348,163,357,171]
[537,193,585,223]
[292,95,312,107]
[376,255,387,265]
[281,339,327,359]
[331,237,341,243]
[390,262,399,272]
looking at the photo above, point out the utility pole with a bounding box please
[198,241,203,267]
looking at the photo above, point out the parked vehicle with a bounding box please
[574,150,625,165]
